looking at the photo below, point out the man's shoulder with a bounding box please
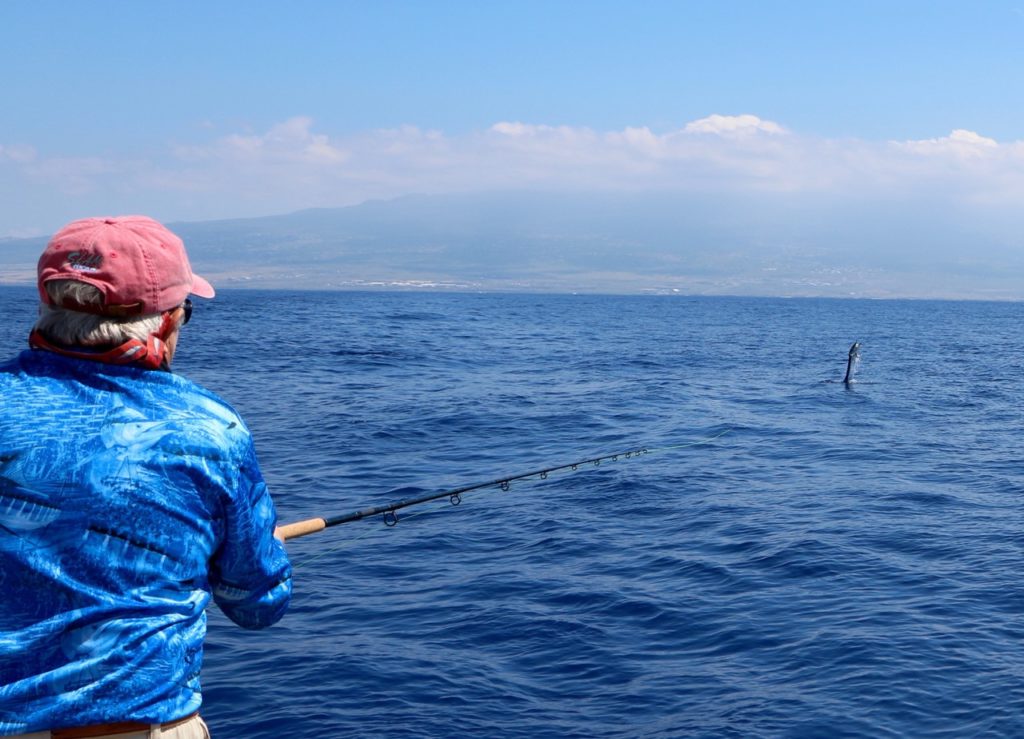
[165,378,252,440]
[0,350,52,386]
[2,351,254,448]
[100,374,256,472]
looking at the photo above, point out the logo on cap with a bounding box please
[66,251,103,273]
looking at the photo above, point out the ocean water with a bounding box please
[2,287,1023,738]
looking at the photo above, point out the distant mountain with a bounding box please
[3,192,1023,298]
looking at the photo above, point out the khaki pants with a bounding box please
[8,714,210,739]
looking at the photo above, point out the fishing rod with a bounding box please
[276,430,730,541]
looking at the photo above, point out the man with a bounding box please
[0,216,291,738]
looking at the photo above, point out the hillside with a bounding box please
[3,192,1023,298]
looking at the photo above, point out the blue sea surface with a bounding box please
[2,288,1023,737]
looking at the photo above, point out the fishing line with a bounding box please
[278,428,730,550]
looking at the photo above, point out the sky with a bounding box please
[3,0,1024,267]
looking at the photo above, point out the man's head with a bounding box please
[37,216,213,315]
[31,216,214,369]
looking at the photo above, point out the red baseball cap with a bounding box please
[37,216,215,316]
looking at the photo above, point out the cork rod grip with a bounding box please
[275,517,327,541]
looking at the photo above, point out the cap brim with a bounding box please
[190,274,216,299]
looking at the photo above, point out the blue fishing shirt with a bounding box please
[0,350,292,734]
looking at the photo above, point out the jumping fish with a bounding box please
[844,341,861,385]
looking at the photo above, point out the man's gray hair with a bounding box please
[34,281,163,346]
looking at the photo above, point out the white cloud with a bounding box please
[0,143,37,163]
[176,116,349,165]
[491,122,544,137]
[610,126,661,151]
[899,128,999,157]
[22,156,122,196]
[5,116,1024,233]
[490,122,591,139]
[683,114,787,137]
